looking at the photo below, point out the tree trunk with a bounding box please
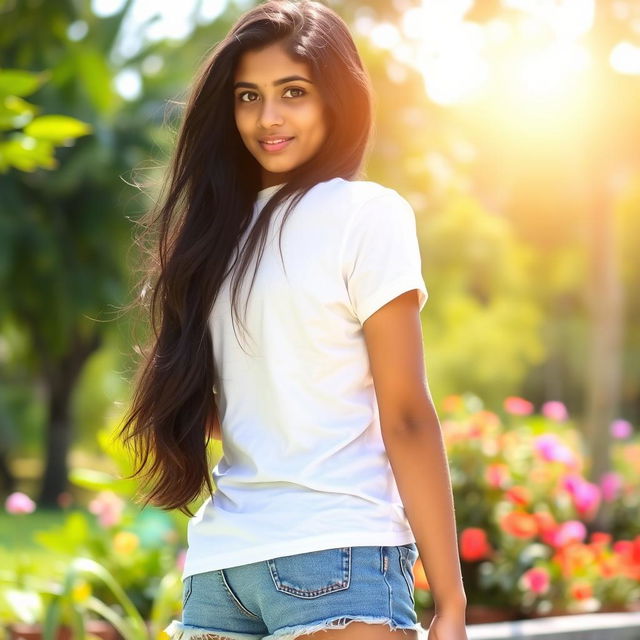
[37,330,102,507]
[0,451,17,493]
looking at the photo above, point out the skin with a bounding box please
[207,39,468,640]
[206,292,468,639]
[233,41,329,189]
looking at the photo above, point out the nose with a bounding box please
[258,97,284,129]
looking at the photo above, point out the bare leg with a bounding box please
[298,621,418,639]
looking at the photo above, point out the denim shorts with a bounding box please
[163,543,428,640]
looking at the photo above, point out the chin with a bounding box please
[261,161,297,173]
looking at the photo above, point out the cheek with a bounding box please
[303,104,328,142]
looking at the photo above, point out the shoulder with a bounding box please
[309,177,401,204]
[307,178,411,219]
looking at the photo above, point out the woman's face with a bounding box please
[233,41,329,189]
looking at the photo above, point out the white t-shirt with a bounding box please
[182,177,428,579]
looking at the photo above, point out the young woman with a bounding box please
[119,1,467,639]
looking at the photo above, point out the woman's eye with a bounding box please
[283,87,305,98]
[237,91,257,103]
[236,87,306,103]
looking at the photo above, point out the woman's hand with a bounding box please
[427,612,468,640]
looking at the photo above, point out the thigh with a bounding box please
[252,544,425,640]
[300,621,419,639]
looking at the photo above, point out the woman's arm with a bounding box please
[362,290,467,618]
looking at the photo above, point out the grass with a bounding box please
[0,509,69,550]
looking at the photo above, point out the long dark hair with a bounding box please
[118,0,374,516]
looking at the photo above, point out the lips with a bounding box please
[258,136,294,152]
[259,136,293,144]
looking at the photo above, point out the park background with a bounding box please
[0,0,639,637]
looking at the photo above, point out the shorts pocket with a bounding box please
[182,575,193,609]
[267,547,352,599]
[398,544,418,605]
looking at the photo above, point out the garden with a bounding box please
[2,0,640,638]
[1,395,638,638]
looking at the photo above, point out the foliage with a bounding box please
[0,493,183,639]
[412,394,640,615]
[1,395,639,633]
[0,69,91,173]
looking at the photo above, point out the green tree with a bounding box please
[0,0,152,505]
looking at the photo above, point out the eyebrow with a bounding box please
[233,75,313,90]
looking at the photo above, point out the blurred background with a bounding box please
[0,0,638,636]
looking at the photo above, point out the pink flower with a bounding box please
[542,401,568,422]
[521,567,550,594]
[610,419,633,440]
[572,481,601,519]
[5,492,36,514]
[176,548,187,572]
[600,472,623,502]
[504,396,534,416]
[485,463,510,489]
[536,435,575,465]
[551,520,587,547]
[88,490,125,528]
[561,473,584,494]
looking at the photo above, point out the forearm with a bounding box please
[382,408,466,613]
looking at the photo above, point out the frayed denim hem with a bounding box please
[163,619,263,640]
[264,615,428,639]
[163,616,428,640]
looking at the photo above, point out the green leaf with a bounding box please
[68,467,136,494]
[0,70,47,98]
[33,512,90,555]
[69,558,147,638]
[0,136,56,172]
[42,595,62,640]
[85,597,138,640]
[24,115,92,143]
[147,571,182,636]
[75,47,118,115]
[0,95,39,131]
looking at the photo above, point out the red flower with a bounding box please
[500,511,538,539]
[506,486,532,506]
[613,537,640,580]
[553,543,596,577]
[503,396,534,416]
[569,580,593,601]
[590,532,612,547]
[599,556,620,578]
[460,528,493,562]
[533,510,557,535]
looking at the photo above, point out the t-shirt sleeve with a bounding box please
[342,189,428,325]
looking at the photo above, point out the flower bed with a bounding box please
[1,397,639,634]
[411,394,640,620]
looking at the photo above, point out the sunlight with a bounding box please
[610,41,640,75]
[399,3,486,105]
[394,0,597,108]
[413,36,489,106]
[514,42,590,102]
[504,0,595,40]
